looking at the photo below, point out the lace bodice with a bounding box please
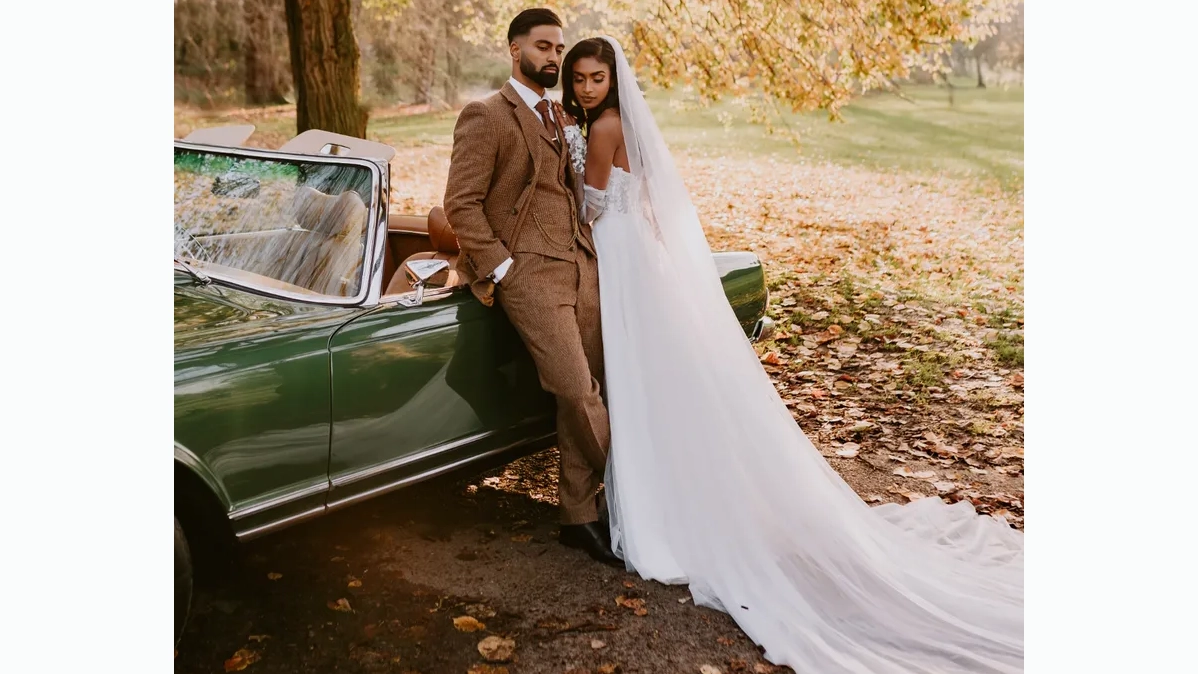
[585,166,636,219]
[565,125,637,222]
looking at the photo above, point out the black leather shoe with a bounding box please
[559,522,622,567]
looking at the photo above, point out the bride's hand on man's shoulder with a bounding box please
[553,101,578,128]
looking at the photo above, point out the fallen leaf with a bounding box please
[465,603,497,619]
[729,660,748,672]
[454,616,487,632]
[477,636,516,663]
[266,573,282,581]
[330,556,345,562]
[616,596,646,611]
[247,635,270,643]
[634,607,649,617]
[597,665,622,674]
[754,664,780,673]
[835,443,860,458]
[701,665,724,674]
[623,581,636,588]
[328,598,354,613]
[510,534,532,543]
[224,648,260,672]
[760,351,782,365]
[347,578,363,589]
[717,636,736,646]
[592,639,607,649]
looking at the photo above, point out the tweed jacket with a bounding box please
[444,81,596,306]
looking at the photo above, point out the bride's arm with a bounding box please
[579,113,622,223]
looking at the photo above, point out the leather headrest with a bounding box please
[428,206,460,254]
[293,186,367,238]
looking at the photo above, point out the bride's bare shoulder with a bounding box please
[590,109,623,140]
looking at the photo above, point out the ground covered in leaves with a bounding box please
[383,142,1026,526]
[175,97,1023,672]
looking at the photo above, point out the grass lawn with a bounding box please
[176,79,1023,191]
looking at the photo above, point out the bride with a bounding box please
[554,36,1024,673]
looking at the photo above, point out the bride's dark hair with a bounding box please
[561,37,620,135]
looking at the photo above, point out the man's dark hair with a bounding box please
[507,8,562,44]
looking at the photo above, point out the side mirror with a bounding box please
[397,258,450,307]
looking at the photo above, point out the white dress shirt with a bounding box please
[490,77,558,283]
[508,76,556,130]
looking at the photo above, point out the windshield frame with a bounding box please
[174,140,389,308]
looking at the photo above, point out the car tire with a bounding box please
[175,516,193,647]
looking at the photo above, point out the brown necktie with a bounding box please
[534,100,558,145]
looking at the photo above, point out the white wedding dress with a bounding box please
[569,38,1024,674]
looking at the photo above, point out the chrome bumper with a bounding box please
[750,316,775,342]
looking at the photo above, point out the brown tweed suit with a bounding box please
[444,82,609,525]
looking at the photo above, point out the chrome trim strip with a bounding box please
[228,481,330,520]
[173,140,387,309]
[327,432,556,512]
[235,505,326,541]
[330,429,497,488]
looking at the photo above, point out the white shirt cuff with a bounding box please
[490,257,514,283]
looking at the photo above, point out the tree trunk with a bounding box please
[414,25,438,105]
[244,0,290,105]
[975,57,986,89]
[444,22,461,108]
[284,0,368,137]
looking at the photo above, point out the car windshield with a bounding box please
[174,147,376,299]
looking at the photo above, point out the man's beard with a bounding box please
[520,54,559,89]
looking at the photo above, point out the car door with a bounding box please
[324,287,554,509]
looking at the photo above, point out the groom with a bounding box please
[444,8,618,566]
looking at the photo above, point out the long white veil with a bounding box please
[598,36,1024,673]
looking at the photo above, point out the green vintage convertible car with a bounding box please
[173,126,773,644]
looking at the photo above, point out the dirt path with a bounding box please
[176,451,790,674]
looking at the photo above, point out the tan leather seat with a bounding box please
[385,206,462,295]
[273,186,368,296]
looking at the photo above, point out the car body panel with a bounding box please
[326,287,552,505]
[174,274,361,535]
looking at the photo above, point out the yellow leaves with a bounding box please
[477,636,516,663]
[615,595,649,616]
[223,648,260,672]
[453,616,487,632]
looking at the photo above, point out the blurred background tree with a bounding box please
[174,0,1024,136]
